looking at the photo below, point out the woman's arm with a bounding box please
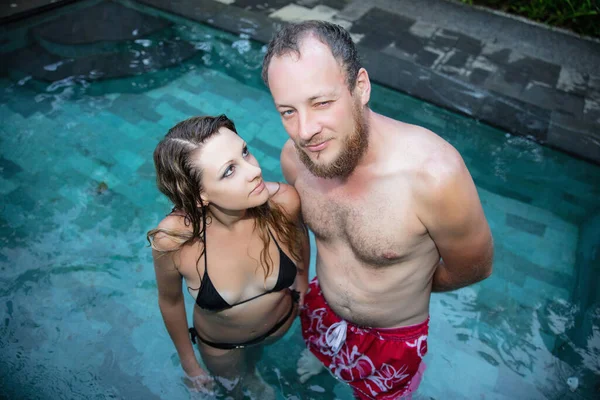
[152,236,212,391]
[153,250,200,373]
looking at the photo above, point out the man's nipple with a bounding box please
[382,251,400,260]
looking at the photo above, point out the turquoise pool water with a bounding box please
[1,1,599,399]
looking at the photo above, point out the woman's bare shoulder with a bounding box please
[152,213,193,252]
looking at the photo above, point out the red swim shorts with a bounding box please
[300,278,429,400]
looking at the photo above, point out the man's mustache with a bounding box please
[298,136,332,147]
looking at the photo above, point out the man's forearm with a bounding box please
[431,259,492,292]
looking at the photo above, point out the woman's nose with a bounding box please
[245,160,262,181]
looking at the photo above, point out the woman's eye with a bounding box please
[223,165,235,178]
[242,146,249,157]
[317,101,330,107]
[281,110,294,117]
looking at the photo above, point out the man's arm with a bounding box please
[281,139,299,186]
[417,146,494,292]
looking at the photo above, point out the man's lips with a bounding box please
[250,179,265,196]
[304,139,330,152]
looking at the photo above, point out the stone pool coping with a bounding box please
[132,0,600,166]
[0,0,79,23]
[3,0,599,165]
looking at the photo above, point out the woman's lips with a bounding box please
[251,180,266,195]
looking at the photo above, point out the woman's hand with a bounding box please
[295,278,309,309]
[182,365,215,395]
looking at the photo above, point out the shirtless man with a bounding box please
[261,21,494,399]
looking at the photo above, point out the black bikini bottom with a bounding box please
[189,289,299,350]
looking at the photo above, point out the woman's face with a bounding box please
[194,127,269,211]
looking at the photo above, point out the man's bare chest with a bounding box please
[296,180,426,266]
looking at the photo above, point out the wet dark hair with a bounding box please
[146,115,304,283]
[151,115,235,242]
[261,20,362,91]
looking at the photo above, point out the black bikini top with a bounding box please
[194,229,297,312]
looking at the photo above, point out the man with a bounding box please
[262,21,493,400]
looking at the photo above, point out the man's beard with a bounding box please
[296,101,369,179]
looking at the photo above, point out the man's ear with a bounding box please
[354,68,371,106]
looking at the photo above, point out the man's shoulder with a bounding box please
[376,116,465,192]
[269,182,301,216]
[390,119,446,150]
[281,139,296,162]
[280,139,303,186]
[411,133,468,201]
[378,117,458,172]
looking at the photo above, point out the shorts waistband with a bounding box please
[309,277,429,338]
[370,317,430,333]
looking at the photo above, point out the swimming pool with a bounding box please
[1,1,599,399]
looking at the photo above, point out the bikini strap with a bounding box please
[202,220,209,278]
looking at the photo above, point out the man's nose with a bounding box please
[297,111,321,141]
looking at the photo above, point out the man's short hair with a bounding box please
[261,20,362,91]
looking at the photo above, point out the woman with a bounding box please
[147,115,309,398]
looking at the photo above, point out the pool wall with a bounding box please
[571,212,600,346]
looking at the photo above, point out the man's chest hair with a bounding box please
[298,181,424,266]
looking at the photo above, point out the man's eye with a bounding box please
[317,101,330,107]
[281,110,294,117]
[242,146,249,157]
[223,165,234,178]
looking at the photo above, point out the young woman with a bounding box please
[147,115,309,398]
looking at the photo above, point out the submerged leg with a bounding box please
[198,345,243,397]
[297,348,325,383]
[240,345,275,400]
[199,344,275,399]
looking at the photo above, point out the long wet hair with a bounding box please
[146,115,304,283]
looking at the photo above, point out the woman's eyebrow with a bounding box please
[217,141,247,175]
